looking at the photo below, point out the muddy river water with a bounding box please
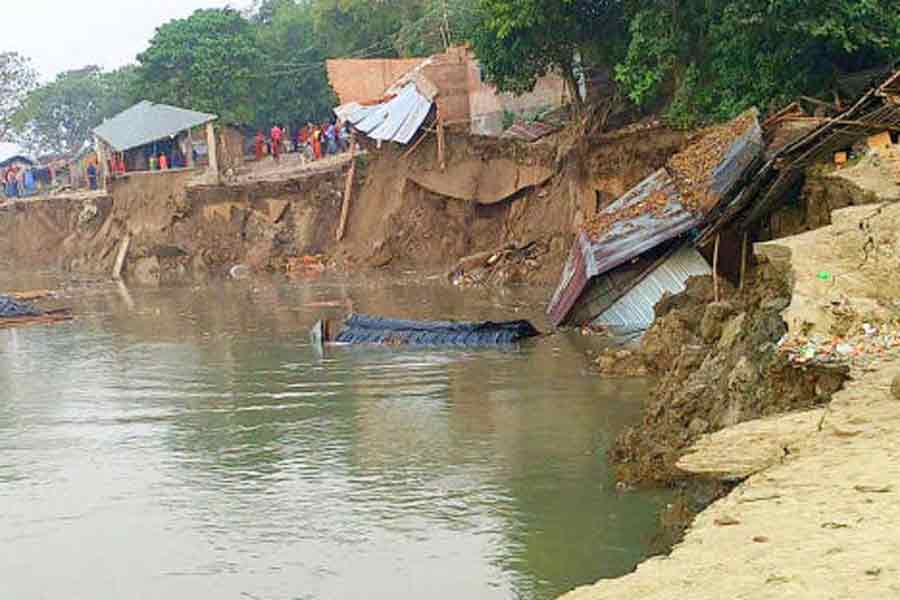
[0,270,669,600]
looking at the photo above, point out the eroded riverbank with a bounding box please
[561,202,900,599]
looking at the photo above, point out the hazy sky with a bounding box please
[4,0,252,80]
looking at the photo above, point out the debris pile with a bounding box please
[667,111,757,212]
[448,240,549,287]
[286,255,327,277]
[583,190,670,240]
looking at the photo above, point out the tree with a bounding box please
[0,52,38,140]
[253,1,336,128]
[136,8,263,124]
[13,66,138,155]
[470,0,624,105]
[311,0,426,58]
[614,0,900,127]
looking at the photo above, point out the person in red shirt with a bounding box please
[159,153,169,170]
[270,125,283,162]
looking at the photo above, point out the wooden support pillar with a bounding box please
[336,133,357,242]
[713,233,721,303]
[94,135,108,190]
[186,130,195,168]
[436,109,446,172]
[739,232,749,291]
[206,121,219,181]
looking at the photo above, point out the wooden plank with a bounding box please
[336,134,357,242]
[112,233,131,280]
[436,109,446,172]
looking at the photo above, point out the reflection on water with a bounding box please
[0,272,668,600]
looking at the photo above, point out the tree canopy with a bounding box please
[0,52,37,140]
[13,66,137,155]
[136,8,263,125]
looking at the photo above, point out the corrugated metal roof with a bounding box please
[547,169,700,326]
[596,246,711,335]
[93,101,217,152]
[0,142,35,166]
[336,82,434,145]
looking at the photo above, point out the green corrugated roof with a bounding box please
[93,101,217,152]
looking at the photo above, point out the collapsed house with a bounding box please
[328,46,573,140]
[548,111,764,333]
[549,67,900,335]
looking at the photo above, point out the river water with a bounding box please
[0,270,668,600]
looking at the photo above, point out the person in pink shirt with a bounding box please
[270,125,283,162]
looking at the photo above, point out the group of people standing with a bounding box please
[254,121,352,164]
[3,164,38,199]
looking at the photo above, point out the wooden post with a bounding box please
[112,234,131,280]
[94,136,107,190]
[713,233,721,303]
[739,232,749,291]
[186,130,195,168]
[336,133,357,242]
[205,121,219,182]
[436,109,446,172]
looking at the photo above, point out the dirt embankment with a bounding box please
[0,125,687,286]
[561,200,900,600]
[610,263,847,485]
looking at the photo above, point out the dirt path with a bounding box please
[560,203,900,600]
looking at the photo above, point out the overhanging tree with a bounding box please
[471,0,625,105]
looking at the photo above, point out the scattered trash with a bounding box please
[229,264,251,280]
[821,522,850,529]
[865,567,882,577]
[817,271,832,281]
[752,536,770,543]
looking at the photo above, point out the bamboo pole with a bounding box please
[739,232,749,291]
[713,233,721,303]
[336,134,357,242]
[436,109,446,172]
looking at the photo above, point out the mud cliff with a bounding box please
[0,127,687,285]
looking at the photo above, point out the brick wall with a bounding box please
[327,58,424,105]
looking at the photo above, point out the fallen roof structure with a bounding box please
[93,101,217,153]
[548,111,764,329]
[313,314,540,348]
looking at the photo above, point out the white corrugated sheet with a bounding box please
[596,246,711,335]
[336,82,433,145]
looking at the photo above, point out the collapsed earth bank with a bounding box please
[0,128,686,287]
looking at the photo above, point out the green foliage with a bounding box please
[0,52,37,139]
[13,66,138,155]
[613,0,900,127]
[136,8,263,125]
[471,0,625,103]
[254,1,336,129]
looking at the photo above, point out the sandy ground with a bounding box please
[560,202,900,600]
[230,151,353,185]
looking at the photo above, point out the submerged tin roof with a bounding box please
[547,169,700,326]
[93,101,217,152]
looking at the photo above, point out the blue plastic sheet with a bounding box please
[0,296,42,318]
[333,314,540,346]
